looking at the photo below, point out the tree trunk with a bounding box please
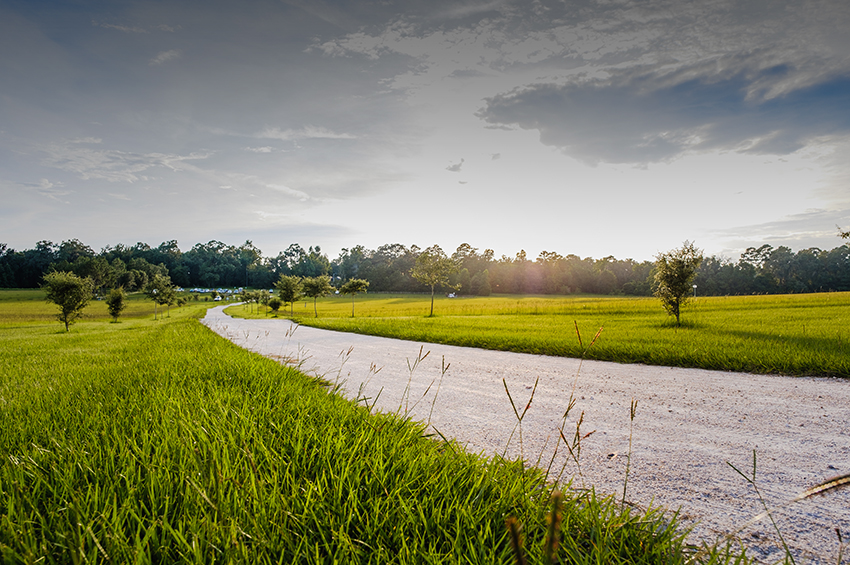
[429,286,435,316]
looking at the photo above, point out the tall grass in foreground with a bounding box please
[228,292,850,377]
[0,306,747,562]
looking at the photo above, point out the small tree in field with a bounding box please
[145,274,175,320]
[340,278,369,317]
[240,290,256,313]
[275,274,303,316]
[653,241,703,326]
[411,245,459,316]
[105,287,127,322]
[257,290,271,315]
[43,271,95,331]
[302,276,334,317]
[268,296,282,315]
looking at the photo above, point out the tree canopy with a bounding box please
[43,271,95,331]
[5,237,850,299]
[105,287,127,322]
[339,278,369,317]
[145,274,175,320]
[410,245,460,316]
[653,241,703,326]
[275,274,303,316]
[302,276,334,317]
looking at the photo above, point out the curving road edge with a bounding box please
[202,305,849,563]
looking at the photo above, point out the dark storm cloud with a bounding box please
[479,67,850,165]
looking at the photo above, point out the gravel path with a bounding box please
[203,306,849,563]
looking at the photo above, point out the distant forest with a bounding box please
[1,238,849,297]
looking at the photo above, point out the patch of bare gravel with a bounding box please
[203,306,850,563]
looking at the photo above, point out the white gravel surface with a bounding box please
[203,306,849,563]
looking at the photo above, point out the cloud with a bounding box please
[93,21,148,34]
[150,49,181,66]
[434,1,505,20]
[479,67,850,165]
[21,178,72,203]
[714,208,850,252]
[311,0,850,115]
[93,21,179,34]
[281,0,361,32]
[39,141,211,183]
[446,158,464,172]
[244,146,275,153]
[267,183,310,201]
[448,69,489,79]
[255,126,356,141]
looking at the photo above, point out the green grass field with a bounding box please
[229,292,850,378]
[0,288,204,325]
[0,290,747,563]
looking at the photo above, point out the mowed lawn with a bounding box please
[229,292,850,378]
[0,287,183,325]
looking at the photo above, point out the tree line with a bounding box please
[2,236,849,297]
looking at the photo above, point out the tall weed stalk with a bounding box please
[549,323,602,487]
[622,398,638,508]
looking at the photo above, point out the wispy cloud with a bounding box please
[93,21,148,34]
[281,0,361,32]
[21,178,72,203]
[434,1,505,20]
[714,208,850,251]
[255,126,356,141]
[267,183,310,201]
[150,49,181,66]
[93,21,179,34]
[244,146,275,153]
[446,158,464,172]
[40,141,211,183]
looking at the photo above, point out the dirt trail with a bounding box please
[203,306,849,563]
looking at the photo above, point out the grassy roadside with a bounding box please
[228,292,850,377]
[0,292,748,563]
[0,287,205,325]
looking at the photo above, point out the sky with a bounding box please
[2,0,850,263]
